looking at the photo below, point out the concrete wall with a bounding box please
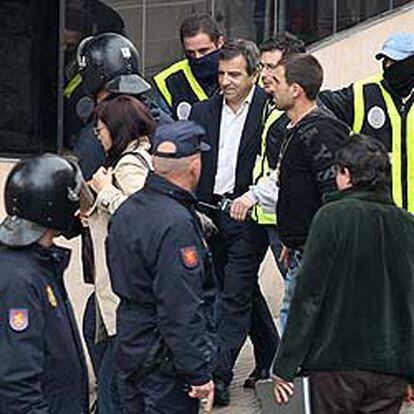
[310,3,414,89]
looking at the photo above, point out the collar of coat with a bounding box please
[323,187,394,206]
[146,172,198,207]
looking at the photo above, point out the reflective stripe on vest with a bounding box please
[251,109,283,225]
[64,73,82,99]
[153,59,208,108]
[352,74,414,212]
[406,104,414,212]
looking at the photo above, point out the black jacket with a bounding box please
[277,107,350,248]
[273,189,414,382]
[190,86,267,203]
[0,244,88,414]
[107,173,216,386]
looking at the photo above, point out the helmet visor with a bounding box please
[0,215,47,247]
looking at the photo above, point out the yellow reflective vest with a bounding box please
[352,74,414,212]
[251,108,284,225]
[153,59,209,120]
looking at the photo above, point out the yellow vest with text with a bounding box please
[251,109,284,225]
[352,74,414,213]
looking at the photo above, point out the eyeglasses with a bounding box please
[260,62,279,72]
[93,126,104,137]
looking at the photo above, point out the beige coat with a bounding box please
[86,139,152,341]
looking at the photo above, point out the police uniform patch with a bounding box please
[180,246,199,269]
[46,285,58,308]
[176,101,192,120]
[9,308,29,332]
[367,106,386,129]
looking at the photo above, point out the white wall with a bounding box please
[310,4,414,89]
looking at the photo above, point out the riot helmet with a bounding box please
[77,32,151,97]
[0,154,83,247]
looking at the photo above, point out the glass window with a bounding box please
[278,0,332,45]
[0,0,59,155]
[394,0,413,6]
[337,0,391,32]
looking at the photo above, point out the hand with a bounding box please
[230,195,255,221]
[273,375,294,404]
[88,167,113,193]
[404,384,414,403]
[188,380,214,413]
[279,245,290,270]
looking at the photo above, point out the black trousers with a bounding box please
[309,370,407,414]
[119,369,199,414]
[210,210,279,385]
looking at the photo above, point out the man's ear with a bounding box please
[292,82,306,99]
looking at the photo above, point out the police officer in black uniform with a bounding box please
[106,121,215,413]
[0,154,88,414]
[72,32,156,179]
[319,33,414,214]
[153,14,225,120]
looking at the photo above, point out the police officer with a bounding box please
[153,14,224,120]
[320,33,414,213]
[0,154,88,414]
[106,121,215,413]
[72,32,154,179]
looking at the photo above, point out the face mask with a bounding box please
[383,55,414,98]
[188,49,219,81]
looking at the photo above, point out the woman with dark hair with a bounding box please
[83,94,155,414]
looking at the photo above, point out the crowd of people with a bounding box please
[1,11,414,414]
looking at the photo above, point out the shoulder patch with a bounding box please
[180,246,199,269]
[46,285,58,308]
[9,308,29,332]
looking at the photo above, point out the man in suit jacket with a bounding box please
[190,40,279,406]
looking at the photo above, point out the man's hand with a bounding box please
[273,375,294,404]
[230,194,255,221]
[188,380,214,413]
[280,245,290,270]
[88,166,113,193]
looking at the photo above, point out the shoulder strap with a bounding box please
[112,151,151,190]
[118,151,151,170]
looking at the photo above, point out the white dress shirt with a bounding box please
[214,86,255,195]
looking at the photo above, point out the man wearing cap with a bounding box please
[320,32,414,214]
[0,154,88,413]
[106,121,215,413]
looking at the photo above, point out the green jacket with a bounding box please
[273,189,414,382]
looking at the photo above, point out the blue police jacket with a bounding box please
[0,244,89,414]
[107,172,216,386]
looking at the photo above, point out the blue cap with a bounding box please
[153,121,210,158]
[375,33,414,61]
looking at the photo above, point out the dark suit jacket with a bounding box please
[190,86,266,203]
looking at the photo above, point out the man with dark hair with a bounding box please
[190,39,279,406]
[154,14,224,120]
[319,33,414,214]
[228,32,305,389]
[273,135,414,414]
[271,53,349,331]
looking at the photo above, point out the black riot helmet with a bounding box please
[0,154,83,247]
[77,32,151,97]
